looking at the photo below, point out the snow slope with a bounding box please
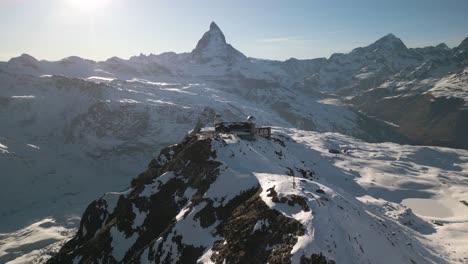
[0,66,383,263]
[48,128,468,263]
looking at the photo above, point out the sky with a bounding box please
[0,0,467,62]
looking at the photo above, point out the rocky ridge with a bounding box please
[47,129,463,263]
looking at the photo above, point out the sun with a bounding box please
[69,0,110,12]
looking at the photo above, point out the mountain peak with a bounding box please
[191,22,248,64]
[436,43,449,50]
[375,33,406,47]
[365,33,407,53]
[382,33,397,39]
[210,21,221,31]
[350,33,407,56]
[458,36,468,50]
[194,21,227,51]
[7,54,40,68]
[9,53,38,63]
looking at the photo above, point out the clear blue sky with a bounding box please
[0,0,467,61]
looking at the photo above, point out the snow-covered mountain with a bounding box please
[3,23,467,151]
[48,129,468,263]
[0,22,467,263]
[302,33,468,149]
[191,22,249,65]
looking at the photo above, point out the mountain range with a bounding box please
[0,22,467,263]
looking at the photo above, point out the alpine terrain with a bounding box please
[0,22,467,263]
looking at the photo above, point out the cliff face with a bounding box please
[47,129,460,264]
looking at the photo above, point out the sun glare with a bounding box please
[69,0,110,12]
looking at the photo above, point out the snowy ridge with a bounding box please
[48,129,468,263]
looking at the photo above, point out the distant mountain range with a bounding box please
[2,22,467,148]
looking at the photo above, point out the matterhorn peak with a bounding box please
[191,22,248,64]
[193,21,227,53]
[209,21,221,32]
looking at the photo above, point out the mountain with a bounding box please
[453,37,468,65]
[48,129,468,263]
[191,22,249,65]
[0,59,394,263]
[302,34,468,149]
[0,22,467,262]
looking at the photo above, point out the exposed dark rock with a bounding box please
[328,149,341,154]
[49,135,220,263]
[287,195,310,212]
[316,189,325,194]
[266,186,310,212]
[300,253,336,264]
[211,188,305,264]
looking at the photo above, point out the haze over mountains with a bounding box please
[0,22,467,263]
